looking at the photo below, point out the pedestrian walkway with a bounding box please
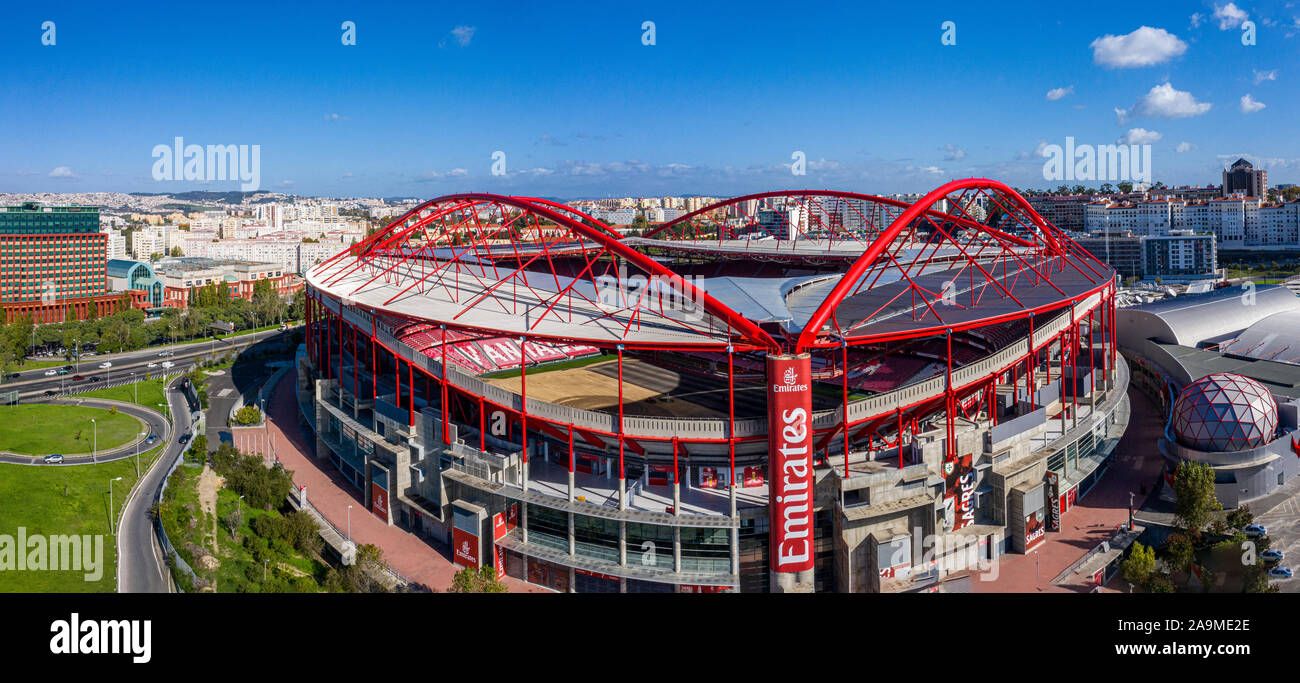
[970,387,1165,592]
[256,368,546,593]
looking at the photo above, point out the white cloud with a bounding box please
[942,144,966,161]
[48,166,76,178]
[921,166,943,175]
[1214,3,1249,30]
[1253,68,1277,84]
[1119,128,1163,144]
[1133,82,1212,118]
[1114,107,1129,125]
[1190,13,1205,28]
[1090,26,1187,68]
[1046,85,1074,101]
[1241,93,1266,113]
[1176,141,1197,152]
[324,113,348,121]
[450,25,475,47]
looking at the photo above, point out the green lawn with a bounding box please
[76,377,169,415]
[0,404,141,456]
[481,353,610,379]
[0,442,164,592]
[14,358,71,371]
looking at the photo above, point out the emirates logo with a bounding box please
[783,367,796,385]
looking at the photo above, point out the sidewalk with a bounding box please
[971,386,1165,592]
[251,368,546,593]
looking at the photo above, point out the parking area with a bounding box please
[1255,496,1300,591]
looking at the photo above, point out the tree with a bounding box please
[1166,532,1196,583]
[1120,541,1156,589]
[1172,461,1222,536]
[170,245,183,257]
[448,565,509,593]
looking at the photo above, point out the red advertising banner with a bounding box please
[743,466,764,487]
[506,502,518,531]
[493,512,507,541]
[1025,511,1046,551]
[679,584,727,594]
[699,467,718,489]
[453,527,480,569]
[766,354,814,573]
[1066,485,1078,510]
[942,453,976,532]
[493,545,505,579]
[370,483,389,520]
[1046,472,1061,532]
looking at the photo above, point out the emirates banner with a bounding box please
[370,483,389,520]
[766,354,814,573]
[453,527,480,569]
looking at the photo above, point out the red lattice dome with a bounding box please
[1171,372,1278,452]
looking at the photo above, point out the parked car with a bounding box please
[1268,566,1293,579]
[43,454,64,464]
[98,362,112,369]
[178,433,191,445]
[1245,523,1268,538]
[44,369,57,376]
[1261,549,1285,563]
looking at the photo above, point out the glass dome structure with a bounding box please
[1171,372,1278,452]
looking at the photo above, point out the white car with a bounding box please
[161,361,174,369]
[98,362,112,369]
[147,362,158,368]
[44,369,57,376]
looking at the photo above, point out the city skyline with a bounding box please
[2,1,1298,197]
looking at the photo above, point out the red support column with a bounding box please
[896,408,904,469]
[441,326,450,445]
[842,343,850,478]
[479,396,486,451]
[727,345,736,492]
[395,350,401,417]
[945,328,954,462]
[408,360,414,428]
[520,336,528,469]
[617,345,625,489]
[1027,315,1036,408]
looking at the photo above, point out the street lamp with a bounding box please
[131,372,137,404]
[347,505,352,542]
[108,476,124,534]
[91,418,97,458]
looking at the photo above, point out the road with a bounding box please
[117,376,196,593]
[0,396,170,465]
[0,327,297,403]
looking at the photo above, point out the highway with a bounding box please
[0,326,297,403]
[117,376,194,593]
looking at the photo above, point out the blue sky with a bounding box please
[2,0,1298,198]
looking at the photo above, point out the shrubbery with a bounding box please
[210,442,293,510]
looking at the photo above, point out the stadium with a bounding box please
[298,177,1129,593]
